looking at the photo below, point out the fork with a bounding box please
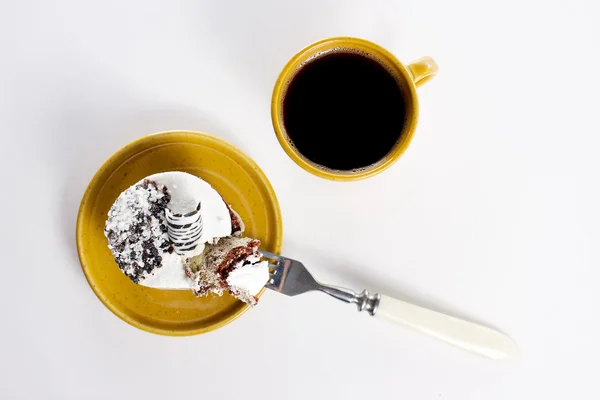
[261,250,519,360]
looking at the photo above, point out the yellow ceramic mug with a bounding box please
[271,37,437,181]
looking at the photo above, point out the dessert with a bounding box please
[104,171,269,305]
[187,237,268,305]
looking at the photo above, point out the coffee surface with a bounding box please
[283,52,406,170]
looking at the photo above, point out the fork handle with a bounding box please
[375,295,520,360]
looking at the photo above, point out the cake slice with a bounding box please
[187,237,268,306]
[104,171,269,305]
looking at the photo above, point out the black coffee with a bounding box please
[283,51,406,171]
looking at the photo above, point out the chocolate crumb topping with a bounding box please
[104,179,173,283]
[225,203,244,235]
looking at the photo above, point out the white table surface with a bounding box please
[1,1,599,399]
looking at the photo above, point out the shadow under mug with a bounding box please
[271,37,437,181]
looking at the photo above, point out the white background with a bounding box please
[1,1,599,399]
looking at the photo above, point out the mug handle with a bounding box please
[407,57,438,87]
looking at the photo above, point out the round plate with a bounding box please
[76,131,283,336]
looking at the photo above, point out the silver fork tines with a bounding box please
[261,250,380,315]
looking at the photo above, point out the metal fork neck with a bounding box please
[317,284,381,316]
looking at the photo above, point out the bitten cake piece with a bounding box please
[187,237,269,306]
[104,171,268,305]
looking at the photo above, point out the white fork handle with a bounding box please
[375,295,520,360]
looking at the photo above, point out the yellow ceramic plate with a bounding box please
[76,131,283,336]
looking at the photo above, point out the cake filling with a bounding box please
[186,237,268,305]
